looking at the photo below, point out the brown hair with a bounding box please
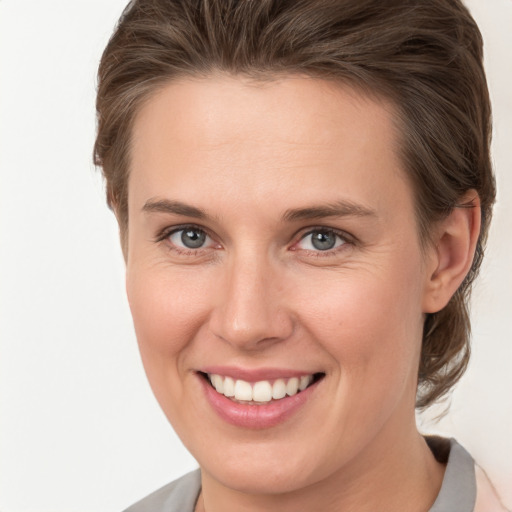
[94,0,495,408]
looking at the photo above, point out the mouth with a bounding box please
[199,371,325,405]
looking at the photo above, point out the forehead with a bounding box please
[129,73,411,221]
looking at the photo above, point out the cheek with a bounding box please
[125,264,212,377]
[295,260,424,401]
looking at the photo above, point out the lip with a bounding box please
[198,370,322,429]
[199,365,315,382]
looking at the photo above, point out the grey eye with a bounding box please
[298,229,346,251]
[169,228,208,249]
[182,229,206,248]
[311,230,336,250]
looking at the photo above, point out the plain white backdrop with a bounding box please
[0,1,511,510]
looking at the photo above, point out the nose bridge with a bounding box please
[210,246,292,349]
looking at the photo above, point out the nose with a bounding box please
[209,251,294,350]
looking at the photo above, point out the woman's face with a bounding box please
[126,74,436,493]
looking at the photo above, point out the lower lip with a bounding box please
[199,375,320,429]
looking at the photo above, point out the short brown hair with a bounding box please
[94,0,495,408]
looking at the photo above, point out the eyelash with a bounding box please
[292,227,353,258]
[155,224,354,258]
[155,224,218,256]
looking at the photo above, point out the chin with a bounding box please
[190,433,342,496]
[203,458,321,495]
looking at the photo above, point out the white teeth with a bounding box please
[210,374,224,394]
[208,373,316,402]
[286,377,299,396]
[299,375,312,391]
[272,379,287,399]
[234,380,253,401]
[223,376,235,397]
[253,381,273,402]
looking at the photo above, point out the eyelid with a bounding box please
[155,224,221,252]
[291,226,356,253]
[156,223,208,242]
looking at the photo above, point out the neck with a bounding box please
[196,417,445,512]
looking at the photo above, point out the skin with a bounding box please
[124,74,480,512]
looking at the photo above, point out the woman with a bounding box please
[94,1,507,510]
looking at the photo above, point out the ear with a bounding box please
[422,190,481,314]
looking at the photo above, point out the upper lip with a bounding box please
[198,366,320,382]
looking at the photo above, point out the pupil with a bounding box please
[181,229,206,248]
[311,231,336,250]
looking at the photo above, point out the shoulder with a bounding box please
[474,465,510,512]
[122,469,201,512]
[426,436,509,512]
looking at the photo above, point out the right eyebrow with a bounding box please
[142,198,208,219]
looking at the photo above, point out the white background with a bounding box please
[0,1,511,510]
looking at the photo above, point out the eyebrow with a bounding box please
[142,198,377,222]
[282,201,377,222]
[142,198,208,219]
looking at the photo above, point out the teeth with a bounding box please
[253,381,272,402]
[234,380,253,401]
[299,375,311,391]
[210,374,224,394]
[286,377,299,396]
[207,373,315,403]
[272,379,287,399]
[223,376,235,397]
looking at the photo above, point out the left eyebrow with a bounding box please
[282,201,378,222]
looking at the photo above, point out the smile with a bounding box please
[199,370,324,429]
[207,373,315,403]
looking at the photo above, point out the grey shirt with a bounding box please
[124,437,476,512]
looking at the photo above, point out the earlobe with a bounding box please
[422,191,481,314]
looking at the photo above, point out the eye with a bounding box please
[296,229,347,252]
[167,227,215,250]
